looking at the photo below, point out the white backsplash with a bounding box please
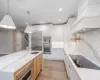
[75,29,100,66]
[64,26,100,66]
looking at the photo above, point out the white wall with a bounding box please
[64,18,76,52]
[42,24,64,42]
[0,30,26,54]
[33,24,64,48]
[0,30,13,54]
[16,31,25,51]
[39,24,65,60]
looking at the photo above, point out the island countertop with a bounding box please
[0,50,43,73]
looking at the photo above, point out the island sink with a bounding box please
[69,54,100,70]
[31,52,39,54]
[0,54,8,57]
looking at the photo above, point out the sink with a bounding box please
[69,54,100,70]
[31,52,39,54]
[0,54,8,57]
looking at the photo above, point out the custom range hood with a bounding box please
[71,4,100,34]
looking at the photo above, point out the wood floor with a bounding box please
[36,60,68,80]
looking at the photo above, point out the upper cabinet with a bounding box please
[71,0,100,34]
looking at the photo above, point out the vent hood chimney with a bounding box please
[71,4,100,33]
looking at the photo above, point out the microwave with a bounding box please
[16,66,33,80]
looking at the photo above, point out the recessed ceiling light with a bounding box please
[39,26,47,31]
[59,8,63,12]
[59,20,61,21]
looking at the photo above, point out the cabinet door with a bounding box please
[40,54,43,70]
[37,56,40,75]
[33,58,37,80]
[33,53,43,80]
[14,60,33,80]
[52,48,65,60]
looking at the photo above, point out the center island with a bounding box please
[0,50,43,80]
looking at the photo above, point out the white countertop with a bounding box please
[78,68,100,80]
[65,52,100,80]
[0,50,43,73]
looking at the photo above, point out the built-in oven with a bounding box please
[16,66,33,80]
[43,36,51,54]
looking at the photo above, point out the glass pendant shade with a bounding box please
[24,24,33,33]
[0,14,16,29]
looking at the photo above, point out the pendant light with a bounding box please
[0,0,16,29]
[24,11,33,33]
[24,23,33,33]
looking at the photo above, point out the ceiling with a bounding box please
[0,0,79,29]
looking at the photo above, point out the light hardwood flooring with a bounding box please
[36,60,68,80]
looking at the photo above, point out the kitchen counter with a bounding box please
[65,52,100,80]
[78,68,100,80]
[0,50,43,73]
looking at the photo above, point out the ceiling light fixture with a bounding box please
[59,20,61,22]
[24,11,33,33]
[59,8,63,12]
[24,23,33,33]
[0,0,16,29]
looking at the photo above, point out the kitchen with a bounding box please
[0,0,100,80]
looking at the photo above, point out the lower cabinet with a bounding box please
[52,48,65,60]
[64,54,81,80]
[14,60,33,80]
[33,57,37,80]
[14,53,43,80]
[33,53,43,80]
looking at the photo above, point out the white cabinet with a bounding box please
[52,42,64,48]
[43,48,65,60]
[52,48,65,60]
[64,54,81,80]
[64,54,71,80]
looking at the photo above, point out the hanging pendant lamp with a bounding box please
[24,11,33,33]
[24,23,33,33]
[0,0,16,29]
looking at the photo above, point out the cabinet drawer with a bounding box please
[14,60,33,80]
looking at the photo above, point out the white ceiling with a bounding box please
[0,0,79,29]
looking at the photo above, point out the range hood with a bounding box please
[71,4,100,34]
